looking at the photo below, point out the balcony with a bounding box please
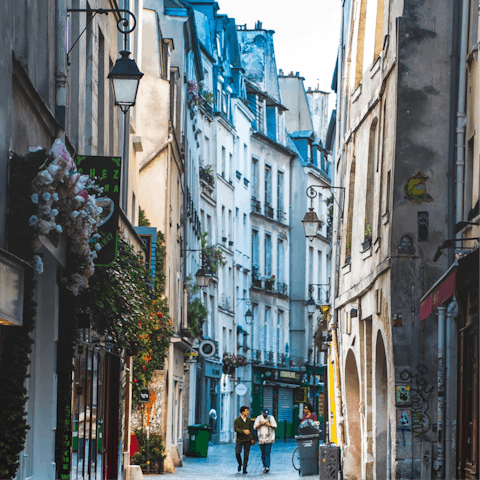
[252,277,263,289]
[264,351,274,364]
[199,166,215,186]
[264,204,274,219]
[252,349,262,364]
[277,282,288,297]
[277,210,286,223]
[278,353,287,366]
[251,197,261,214]
[265,279,275,291]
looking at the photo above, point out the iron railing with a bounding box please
[199,166,215,186]
[278,283,288,296]
[277,210,286,222]
[264,204,274,219]
[252,349,262,364]
[278,353,287,366]
[265,351,274,364]
[251,197,261,214]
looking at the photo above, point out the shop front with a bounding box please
[251,367,304,438]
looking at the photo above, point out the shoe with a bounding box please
[263,468,267,473]
[238,465,242,472]
[243,472,247,475]
[265,468,269,473]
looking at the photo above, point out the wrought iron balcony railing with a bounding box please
[251,197,261,214]
[199,166,215,186]
[264,204,274,219]
[265,351,274,364]
[252,349,262,364]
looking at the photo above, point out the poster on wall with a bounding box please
[76,155,122,266]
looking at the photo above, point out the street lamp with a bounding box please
[195,267,212,288]
[108,50,144,114]
[245,308,254,325]
[306,296,317,315]
[302,207,322,242]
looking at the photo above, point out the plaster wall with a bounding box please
[307,90,330,145]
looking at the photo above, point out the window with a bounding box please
[266,106,276,141]
[252,158,259,198]
[265,233,272,277]
[229,153,233,181]
[309,247,314,284]
[252,229,260,272]
[205,136,210,163]
[318,251,323,302]
[365,119,377,240]
[264,307,271,351]
[228,209,232,242]
[277,240,285,284]
[244,144,248,174]
[265,165,272,205]
[221,206,225,239]
[354,0,368,88]
[221,147,226,177]
[97,30,105,154]
[277,171,285,213]
[277,311,283,353]
[374,0,385,59]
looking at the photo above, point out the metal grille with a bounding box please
[319,445,341,480]
[277,387,293,423]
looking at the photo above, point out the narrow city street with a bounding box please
[148,440,318,479]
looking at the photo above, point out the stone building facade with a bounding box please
[332,0,459,479]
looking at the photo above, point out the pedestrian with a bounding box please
[301,402,318,422]
[253,408,277,473]
[234,405,255,474]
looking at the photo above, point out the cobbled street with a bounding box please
[147,440,318,479]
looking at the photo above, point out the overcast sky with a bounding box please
[218,0,341,95]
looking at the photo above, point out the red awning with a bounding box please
[419,269,456,321]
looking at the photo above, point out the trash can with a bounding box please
[294,434,320,476]
[187,424,211,457]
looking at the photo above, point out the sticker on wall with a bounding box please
[396,385,411,404]
[397,409,411,428]
[397,234,416,255]
[418,212,429,242]
[404,171,433,204]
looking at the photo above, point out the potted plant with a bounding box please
[362,216,372,251]
[345,226,352,264]
[266,274,276,291]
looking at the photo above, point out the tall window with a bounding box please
[266,106,276,141]
[252,229,260,270]
[365,119,377,240]
[228,209,232,242]
[354,0,368,88]
[264,307,271,351]
[221,206,225,239]
[229,153,233,181]
[374,0,385,59]
[317,251,323,302]
[244,144,248,174]
[277,310,283,353]
[265,165,272,205]
[277,171,284,213]
[265,233,272,277]
[221,146,226,177]
[277,240,285,284]
[205,136,210,163]
[252,158,259,197]
[309,247,314,284]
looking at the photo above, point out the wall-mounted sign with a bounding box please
[139,388,150,403]
[294,387,307,403]
[76,155,122,266]
[236,384,248,396]
[0,249,26,326]
[135,226,157,279]
[396,385,411,405]
[396,409,411,428]
[199,339,217,358]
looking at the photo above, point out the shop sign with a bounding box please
[76,155,122,266]
[0,249,26,326]
[135,226,157,279]
[236,383,248,396]
[205,361,222,378]
[139,388,150,403]
[419,269,456,321]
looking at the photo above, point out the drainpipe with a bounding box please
[455,0,469,229]
[436,306,446,479]
[445,299,458,479]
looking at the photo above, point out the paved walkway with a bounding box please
[146,440,318,479]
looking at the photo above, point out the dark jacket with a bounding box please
[234,416,255,442]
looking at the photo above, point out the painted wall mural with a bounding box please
[404,171,433,204]
[397,234,416,255]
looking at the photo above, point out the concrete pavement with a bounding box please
[146,439,318,479]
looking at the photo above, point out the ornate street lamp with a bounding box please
[302,207,322,242]
[108,50,144,114]
[306,296,317,315]
[245,307,254,325]
[195,267,212,288]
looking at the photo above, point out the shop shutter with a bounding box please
[277,387,293,423]
[263,386,273,412]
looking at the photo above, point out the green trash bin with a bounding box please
[188,424,211,457]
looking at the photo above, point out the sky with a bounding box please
[218,0,341,95]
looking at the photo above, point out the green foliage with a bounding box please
[201,232,226,273]
[187,297,208,337]
[131,428,166,471]
[139,207,151,227]
[80,243,173,402]
[364,215,372,238]
[346,226,352,256]
[154,231,167,296]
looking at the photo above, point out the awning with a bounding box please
[419,268,456,321]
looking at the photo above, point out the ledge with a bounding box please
[341,262,351,274]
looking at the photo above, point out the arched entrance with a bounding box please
[344,349,362,479]
[375,332,388,480]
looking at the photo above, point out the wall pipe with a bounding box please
[436,306,446,479]
[455,0,469,229]
[445,299,458,479]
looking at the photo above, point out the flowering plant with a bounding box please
[201,232,226,273]
[267,274,276,283]
[223,352,247,367]
[28,139,104,294]
[187,80,205,107]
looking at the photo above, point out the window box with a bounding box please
[236,170,242,180]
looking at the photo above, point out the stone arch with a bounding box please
[344,349,362,479]
[375,330,388,479]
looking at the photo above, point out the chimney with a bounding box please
[279,69,284,76]
[296,72,299,77]
[255,21,263,30]
[289,71,294,76]
[307,87,312,92]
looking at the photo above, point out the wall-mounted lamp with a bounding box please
[237,298,253,325]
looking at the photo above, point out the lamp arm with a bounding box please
[306,185,345,218]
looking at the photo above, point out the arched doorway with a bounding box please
[375,332,388,479]
[344,349,362,479]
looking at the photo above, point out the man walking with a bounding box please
[254,408,277,473]
[234,406,255,474]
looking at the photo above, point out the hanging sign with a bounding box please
[76,155,122,266]
[236,384,248,396]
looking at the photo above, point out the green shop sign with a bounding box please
[76,155,122,266]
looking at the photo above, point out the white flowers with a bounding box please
[75,195,86,203]
[52,193,59,201]
[37,170,54,185]
[70,211,80,218]
[50,209,59,217]
[29,215,39,226]
[33,255,44,274]
[42,192,51,201]
[31,194,39,204]
[95,243,102,251]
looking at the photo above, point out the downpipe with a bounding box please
[445,299,458,479]
[436,306,446,479]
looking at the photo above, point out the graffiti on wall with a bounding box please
[396,385,411,404]
[399,364,433,437]
[396,409,411,428]
[404,171,433,204]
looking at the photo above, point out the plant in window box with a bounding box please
[265,274,276,290]
[187,80,204,107]
[362,216,373,251]
[345,226,352,260]
[187,297,207,338]
[201,232,226,273]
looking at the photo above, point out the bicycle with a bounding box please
[292,446,301,475]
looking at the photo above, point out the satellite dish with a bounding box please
[199,339,216,358]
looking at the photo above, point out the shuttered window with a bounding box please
[277,387,293,423]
